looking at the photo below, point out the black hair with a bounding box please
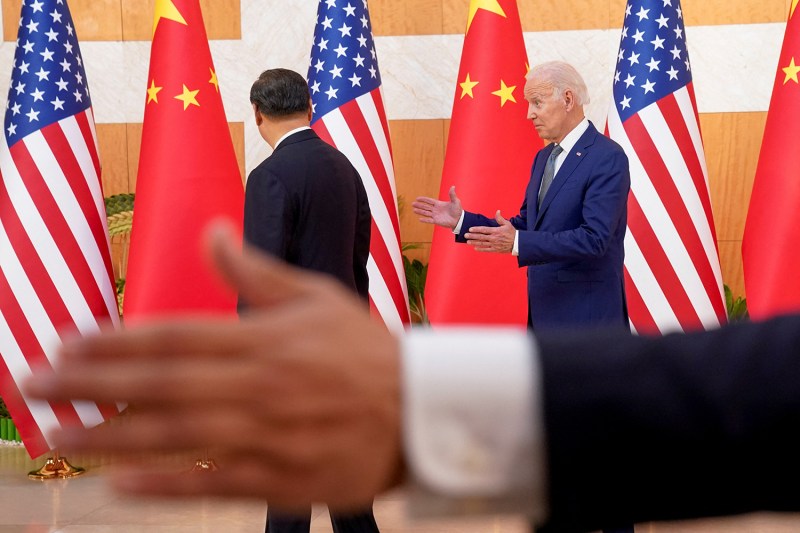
[249,68,311,118]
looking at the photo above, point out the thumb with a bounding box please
[205,221,316,308]
[448,185,459,204]
[495,210,508,225]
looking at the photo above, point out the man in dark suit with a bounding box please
[413,61,630,331]
[27,232,800,533]
[245,68,376,533]
[413,58,633,533]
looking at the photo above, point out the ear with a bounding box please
[563,89,575,111]
[253,103,263,126]
[307,98,314,121]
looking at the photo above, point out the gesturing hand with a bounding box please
[465,210,517,254]
[412,185,463,230]
[25,223,404,512]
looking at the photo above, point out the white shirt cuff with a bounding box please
[401,328,547,520]
[513,231,520,256]
[452,211,466,234]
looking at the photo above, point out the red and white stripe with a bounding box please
[608,84,727,335]
[312,88,410,335]
[0,108,120,457]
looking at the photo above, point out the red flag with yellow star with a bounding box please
[742,0,800,319]
[425,0,541,325]
[123,0,243,321]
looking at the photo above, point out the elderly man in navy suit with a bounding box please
[414,61,632,532]
[413,61,631,332]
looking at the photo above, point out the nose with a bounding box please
[527,103,536,120]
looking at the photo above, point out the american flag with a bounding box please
[607,0,726,334]
[307,0,409,334]
[0,0,120,457]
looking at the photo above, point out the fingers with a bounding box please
[27,354,257,405]
[47,318,252,364]
[206,222,320,308]
[411,198,437,224]
[495,210,508,225]
[464,226,494,239]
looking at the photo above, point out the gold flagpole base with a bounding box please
[191,457,219,472]
[28,456,86,480]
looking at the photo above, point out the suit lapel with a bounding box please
[535,123,599,226]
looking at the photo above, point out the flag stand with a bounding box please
[191,449,218,472]
[28,450,86,479]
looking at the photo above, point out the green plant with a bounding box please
[0,397,9,419]
[104,193,135,236]
[402,243,429,325]
[725,284,749,322]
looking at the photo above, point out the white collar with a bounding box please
[554,117,589,156]
[274,126,311,149]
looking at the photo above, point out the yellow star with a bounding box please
[467,0,506,33]
[209,68,219,93]
[459,73,479,99]
[783,57,800,85]
[153,0,187,36]
[793,0,799,19]
[146,79,163,104]
[491,80,517,107]
[174,84,200,110]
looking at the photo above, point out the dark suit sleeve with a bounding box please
[534,315,800,532]
[517,149,629,266]
[243,170,294,260]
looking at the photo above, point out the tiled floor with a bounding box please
[2,444,800,532]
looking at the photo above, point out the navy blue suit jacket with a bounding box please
[459,122,630,330]
[536,313,800,531]
[243,129,370,301]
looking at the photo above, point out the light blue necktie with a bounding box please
[538,144,564,208]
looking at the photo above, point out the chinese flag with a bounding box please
[425,0,541,325]
[124,0,244,322]
[742,2,800,320]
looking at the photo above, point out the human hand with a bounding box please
[465,211,516,254]
[25,224,404,512]
[412,185,463,229]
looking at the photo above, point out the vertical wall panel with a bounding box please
[701,111,766,297]
[371,0,443,36]
[120,0,241,41]
[438,0,787,36]
[96,123,130,196]
[391,119,446,245]
[3,0,123,41]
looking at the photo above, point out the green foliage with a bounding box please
[0,397,9,419]
[104,193,135,216]
[402,243,429,325]
[724,284,749,322]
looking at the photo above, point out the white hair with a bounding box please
[527,61,590,106]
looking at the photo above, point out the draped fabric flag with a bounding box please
[425,0,539,325]
[124,0,244,321]
[307,0,409,334]
[0,0,121,457]
[607,0,726,334]
[742,2,800,320]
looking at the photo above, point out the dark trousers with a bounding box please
[265,507,380,533]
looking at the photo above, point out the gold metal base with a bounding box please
[191,458,219,472]
[28,456,86,480]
